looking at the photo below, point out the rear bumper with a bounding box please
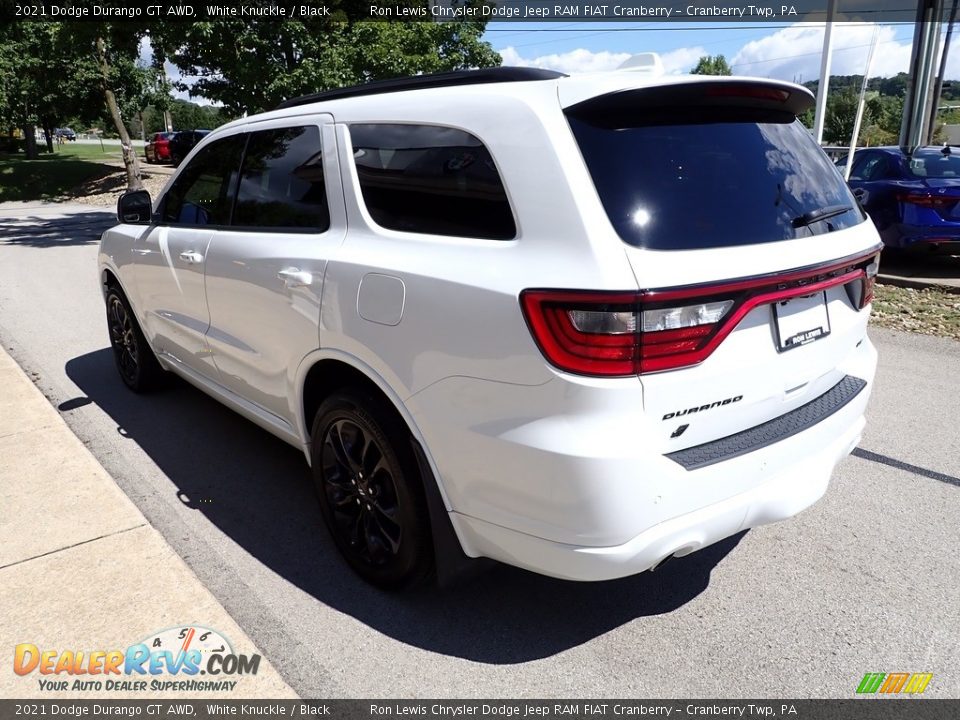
[903,239,960,254]
[886,223,960,253]
[451,396,866,582]
[419,334,876,581]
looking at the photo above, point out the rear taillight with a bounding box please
[520,291,639,376]
[520,249,881,377]
[897,192,954,208]
[861,255,879,308]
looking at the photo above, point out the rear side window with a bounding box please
[568,110,863,250]
[906,149,960,178]
[162,135,245,226]
[233,126,329,231]
[350,123,515,240]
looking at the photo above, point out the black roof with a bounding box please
[275,67,567,110]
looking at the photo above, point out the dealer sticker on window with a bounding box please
[772,291,831,352]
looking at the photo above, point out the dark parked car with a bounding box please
[55,128,76,141]
[168,129,211,167]
[145,132,174,163]
[842,146,960,254]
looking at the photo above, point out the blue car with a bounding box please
[841,146,960,254]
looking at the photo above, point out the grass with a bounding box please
[45,142,129,161]
[0,143,123,202]
[872,283,960,341]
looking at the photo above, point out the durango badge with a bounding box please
[663,396,743,421]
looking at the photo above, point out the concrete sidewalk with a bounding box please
[0,346,297,699]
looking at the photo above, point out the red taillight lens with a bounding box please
[897,192,953,208]
[520,291,732,376]
[520,249,881,377]
[861,255,879,308]
[705,85,790,103]
[520,291,640,376]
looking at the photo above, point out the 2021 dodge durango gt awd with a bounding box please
[99,67,881,589]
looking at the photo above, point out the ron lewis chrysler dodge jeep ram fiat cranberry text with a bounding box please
[99,64,881,588]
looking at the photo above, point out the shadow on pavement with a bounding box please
[0,211,115,248]
[66,347,742,664]
[880,249,960,281]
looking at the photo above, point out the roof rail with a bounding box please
[275,67,567,110]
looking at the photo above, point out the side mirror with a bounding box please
[117,190,153,225]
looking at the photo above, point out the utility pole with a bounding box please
[901,0,946,151]
[927,0,960,143]
[813,0,837,145]
[845,27,881,179]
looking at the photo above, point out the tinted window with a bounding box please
[233,126,329,231]
[162,135,244,226]
[850,153,889,181]
[906,149,960,178]
[568,114,864,250]
[350,124,515,240]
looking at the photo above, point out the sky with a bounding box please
[487,21,960,83]
[160,21,960,105]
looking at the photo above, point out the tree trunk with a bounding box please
[96,36,142,191]
[41,120,53,153]
[23,124,38,159]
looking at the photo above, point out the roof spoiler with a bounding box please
[565,80,814,125]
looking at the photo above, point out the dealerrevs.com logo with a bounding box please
[13,625,260,692]
[856,672,934,695]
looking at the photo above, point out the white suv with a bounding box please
[99,66,881,589]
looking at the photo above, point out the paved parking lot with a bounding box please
[1,202,958,698]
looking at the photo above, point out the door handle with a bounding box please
[278,268,313,288]
[852,188,866,199]
[179,251,204,264]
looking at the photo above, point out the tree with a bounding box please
[151,9,501,115]
[0,23,102,157]
[824,90,878,146]
[690,55,732,76]
[59,22,152,190]
[0,18,150,188]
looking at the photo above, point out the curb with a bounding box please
[877,273,960,295]
[0,345,297,700]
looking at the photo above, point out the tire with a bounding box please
[105,286,164,393]
[310,391,433,589]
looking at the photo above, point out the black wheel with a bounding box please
[310,391,433,589]
[105,286,163,393]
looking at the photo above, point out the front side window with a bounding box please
[162,135,245,226]
[232,126,329,231]
[350,123,515,240]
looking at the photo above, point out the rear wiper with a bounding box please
[792,204,854,228]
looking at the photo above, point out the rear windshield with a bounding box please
[568,112,863,250]
[906,149,960,178]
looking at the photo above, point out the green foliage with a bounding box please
[151,14,501,115]
[0,21,157,149]
[824,90,862,145]
[690,55,732,76]
[822,90,904,146]
[804,72,910,99]
[0,24,102,136]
